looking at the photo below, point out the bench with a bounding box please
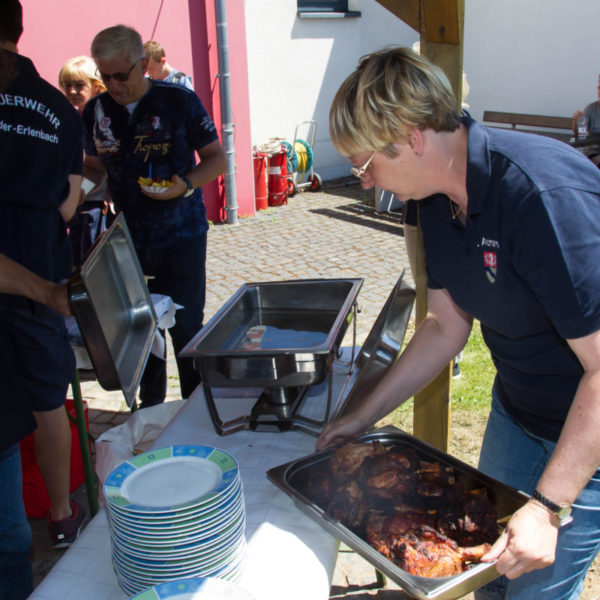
[482,111,573,143]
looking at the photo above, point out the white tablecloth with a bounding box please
[29,364,356,600]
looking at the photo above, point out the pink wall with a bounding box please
[18,0,255,222]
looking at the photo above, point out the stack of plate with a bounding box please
[103,445,246,595]
[128,576,255,600]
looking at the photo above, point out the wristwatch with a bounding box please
[532,489,573,526]
[182,176,194,198]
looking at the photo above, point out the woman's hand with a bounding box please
[481,500,559,579]
[316,413,369,450]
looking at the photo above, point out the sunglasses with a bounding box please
[96,57,143,84]
[350,151,376,178]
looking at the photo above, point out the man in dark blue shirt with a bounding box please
[0,0,86,593]
[319,47,600,599]
[83,25,225,409]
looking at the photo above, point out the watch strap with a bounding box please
[532,489,560,513]
[532,489,572,526]
[182,176,194,197]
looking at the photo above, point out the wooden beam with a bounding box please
[420,0,464,108]
[374,0,420,32]
[422,0,460,44]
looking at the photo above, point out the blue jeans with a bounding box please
[136,235,206,406]
[0,445,33,600]
[475,392,600,600]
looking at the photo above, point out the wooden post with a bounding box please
[411,0,464,452]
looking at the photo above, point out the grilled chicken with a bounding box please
[389,526,491,577]
[304,441,499,577]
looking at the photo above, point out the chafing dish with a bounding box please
[180,278,363,435]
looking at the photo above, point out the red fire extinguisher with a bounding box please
[267,147,288,207]
[253,151,268,211]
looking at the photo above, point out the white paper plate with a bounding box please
[127,575,254,600]
[140,184,172,194]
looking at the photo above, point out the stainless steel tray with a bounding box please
[267,426,529,600]
[180,278,363,388]
[68,214,157,407]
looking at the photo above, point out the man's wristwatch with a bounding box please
[532,489,573,526]
[182,176,194,197]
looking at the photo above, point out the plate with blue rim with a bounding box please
[104,445,239,513]
[106,479,243,533]
[110,502,245,551]
[126,575,254,600]
[118,541,247,592]
[107,491,243,540]
[114,535,247,579]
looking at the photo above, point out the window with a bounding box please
[297,0,361,18]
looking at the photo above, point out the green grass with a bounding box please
[380,320,495,464]
[451,320,495,411]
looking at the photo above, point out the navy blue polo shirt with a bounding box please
[0,52,83,281]
[0,52,82,444]
[82,82,219,248]
[419,114,600,442]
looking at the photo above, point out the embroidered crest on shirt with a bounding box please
[93,101,120,154]
[483,251,497,283]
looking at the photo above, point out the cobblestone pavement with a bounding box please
[29,178,420,599]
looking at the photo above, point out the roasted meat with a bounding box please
[329,440,387,482]
[303,440,499,578]
[389,526,491,578]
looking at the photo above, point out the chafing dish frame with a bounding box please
[180,278,364,436]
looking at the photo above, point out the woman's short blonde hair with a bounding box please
[58,55,105,92]
[329,46,460,157]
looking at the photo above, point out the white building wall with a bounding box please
[245,0,600,182]
[463,0,600,124]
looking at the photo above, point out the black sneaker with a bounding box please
[46,499,87,549]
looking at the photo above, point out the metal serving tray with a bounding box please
[180,278,363,389]
[68,214,157,407]
[267,426,529,600]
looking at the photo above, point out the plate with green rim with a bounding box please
[104,445,239,513]
[126,575,253,600]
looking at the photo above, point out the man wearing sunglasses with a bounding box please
[83,25,226,409]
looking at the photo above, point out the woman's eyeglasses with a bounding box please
[96,57,143,84]
[350,152,376,178]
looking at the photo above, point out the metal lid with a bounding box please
[68,214,157,408]
[334,271,415,418]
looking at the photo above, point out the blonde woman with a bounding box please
[59,56,112,265]
[58,55,105,113]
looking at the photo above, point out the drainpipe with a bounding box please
[215,0,238,225]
